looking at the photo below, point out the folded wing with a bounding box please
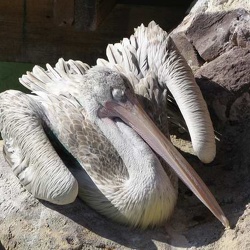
[0,90,78,204]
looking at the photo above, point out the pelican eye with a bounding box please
[112,88,125,101]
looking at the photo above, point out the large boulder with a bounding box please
[171,1,250,249]
[171,0,250,68]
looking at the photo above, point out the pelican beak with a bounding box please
[99,90,229,228]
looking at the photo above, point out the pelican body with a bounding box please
[0,21,229,228]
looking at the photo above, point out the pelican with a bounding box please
[0,21,229,228]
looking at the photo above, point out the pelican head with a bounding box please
[77,66,132,118]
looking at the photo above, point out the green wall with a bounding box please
[0,62,36,93]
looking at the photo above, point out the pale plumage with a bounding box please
[0,21,229,228]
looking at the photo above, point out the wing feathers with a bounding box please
[19,59,90,96]
[106,44,123,65]
[0,90,78,204]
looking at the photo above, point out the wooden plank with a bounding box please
[54,0,74,26]
[0,3,188,64]
[25,0,54,24]
[0,1,23,21]
[74,0,98,30]
[94,0,117,29]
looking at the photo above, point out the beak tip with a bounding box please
[221,215,230,229]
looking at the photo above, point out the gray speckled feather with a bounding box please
[33,92,128,185]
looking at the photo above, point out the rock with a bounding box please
[171,0,250,67]
[170,1,250,176]
[189,0,250,13]
[171,0,250,127]
[195,47,250,125]
[171,32,202,70]
[186,9,250,62]
[169,1,250,248]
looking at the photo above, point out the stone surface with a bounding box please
[171,32,203,69]
[171,0,250,68]
[195,47,250,125]
[186,9,250,62]
[189,0,250,14]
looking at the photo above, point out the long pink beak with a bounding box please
[99,90,229,228]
